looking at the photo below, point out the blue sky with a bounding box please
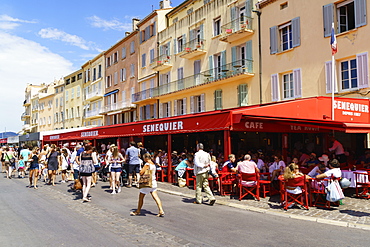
[0,0,183,133]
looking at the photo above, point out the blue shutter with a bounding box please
[292,17,301,47]
[323,4,334,37]
[270,26,278,54]
[231,46,237,66]
[231,7,237,30]
[221,50,227,72]
[245,0,252,18]
[209,55,214,77]
[183,34,186,48]
[173,39,177,54]
[246,40,252,73]
[355,0,367,28]
[139,31,142,44]
[152,21,156,36]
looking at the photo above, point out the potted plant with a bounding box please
[226,29,233,34]
[185,47,191,52]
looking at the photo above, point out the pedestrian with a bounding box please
[19,145,31,174]
[4,147,16,179]
[60,148,70,183]
[130,153,165,217]
[46,144,62,186]
[28,147,40,189]
[76,144,98,202]
[193,143,216,205]
[91,147,100,187]
[125,141,140,188]
[107,146,125,194]
[18,156,25,178]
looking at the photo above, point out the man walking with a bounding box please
[193,143,216,205]
[125,141,140,187]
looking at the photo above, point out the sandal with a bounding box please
[130,211,140,216]
[156,213,165,217]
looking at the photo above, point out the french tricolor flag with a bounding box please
[330,23,337,55]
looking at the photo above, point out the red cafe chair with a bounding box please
[355,171,370,199]
[219,172,237,196]
[283,175,309,210]
[185,168,195,188]
[238,172,260,201]
[310,178,339,209]
[259,172,273,198]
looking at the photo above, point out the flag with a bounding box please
[330,23,337,55]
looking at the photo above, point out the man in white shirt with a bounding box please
[329,137,346,163]
[193,143,216,205]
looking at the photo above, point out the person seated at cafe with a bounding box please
[283,163,305,194]
[221,154,236,172]
[298,150,310,167]
[175,154,193,187]
[231,154,259,186]
[318,154,330,167]
[270,155,286,182]
[356,150,370,169]
[303,153,319,168]
[315,159,341,179]
[252,153,268,173]
[308,163,328,178]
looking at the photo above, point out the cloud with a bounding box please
[0,31,74,132]
[38,28,93,50]
[87,15,131,31]
[0,14,37,30]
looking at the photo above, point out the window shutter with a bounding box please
[355,0,367,28]
[190,29,195,41]
[209,55,214,77]
[153,21,156,36]
[145,26,150,41]
[238,84,248,106]
[153,103,157,118]
[145,105,150,120]
[357,52,369,89]
[139,31,142,44]
[150,49,154,63]
[190,96,194,114]
[159,45,164,56]
[139,106,143,121]
[174,100,178,116]
[166,42,171,56]
[246,40,252,61]
[231,6,237,21]
[325,61,333,93]
[231,46,237,66]
[292,17,301,48]
[183,97,187,114]
[183,34,187,48]
[159,103,163,118]
[168,101,172,117]
[200,94,205,112]
[270,26,278,54]
[221,50,226,71]
[245,0,252,18]
[293,68,302,98]
[200,24,204,40]
[271,74,279,101]
[173,39,177,54]
[323,4,334,37]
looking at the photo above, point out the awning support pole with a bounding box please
[167,134,173,183]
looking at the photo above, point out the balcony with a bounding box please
[86,89,103,101]
[220,16,253,43]
[132,88,158,103]
[178,39,206,59]
[23,99,31,106]
[150,54,172,71]
[155,59,254,96]
[22,124,31,130]
[85,109,102,119]
[101,101,136,114]
[21,112,31,121]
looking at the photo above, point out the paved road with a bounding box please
[0,176,368,247]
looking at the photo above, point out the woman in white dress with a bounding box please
[130,153,165,217]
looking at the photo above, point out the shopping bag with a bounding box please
[326,180,345,202]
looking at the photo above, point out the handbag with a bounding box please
[5,153,16,166]
[326,180,345,202]
[138,168,153,189]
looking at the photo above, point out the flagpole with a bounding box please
[332,54,335,121]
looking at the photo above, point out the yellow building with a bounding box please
[257,0,368,104]
[135,0,257,119]
[135,0,174,121]
[82,54,105,127]
[38,83,56,132]
[53,79,65,130]
[21,84,44,134]
[64,69,83,129]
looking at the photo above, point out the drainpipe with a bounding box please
[252,10,262,105]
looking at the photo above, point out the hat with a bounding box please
[318,154,329,162]
[172,151,177,155]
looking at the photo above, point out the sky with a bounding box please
[0,0,183,133]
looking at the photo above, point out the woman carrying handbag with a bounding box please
[130,153,165,217]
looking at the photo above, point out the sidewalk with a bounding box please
[156,181,370,230]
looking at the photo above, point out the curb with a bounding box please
[157,187,370,231]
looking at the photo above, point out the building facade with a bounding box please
[64,69,83,129]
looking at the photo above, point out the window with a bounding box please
[77,86,81,98]
[106,56,111,67]
[177,36,184,53]
[150,22,156,37]
[238,84,248,106]
[122,47,126,59]
[280,22,292,51]
[150,49,155,63]
[162,102,171,117]
[76,106,80,117]
[71,108,74,119]
[65,91,69,101]
[120,68,126,82]
[142,53,146,68]
[283,73,294,99]
[114,51,118,63]
[114,72,118,85]
[214,17,221,36]
[130,41,135,54]
[48,116,51,125]
[131,87,135,103]
[65,109,69,119]
[174,98,187,116]
[190,94,205,113]
[214,90,222,110]
[93,68,96,81]
[55,98,58,107]
[106,75,112,88]
[98,65,102,78]
[323,0,366,37]
[71,76,76,83]
[78,73,82,80]
[60,112,63,122]
[341,58,358,90]
[71,88,75,99]
[55,88,59,93]
[270,17,300,54]
[130,64,135,77]
[60,97,63,106]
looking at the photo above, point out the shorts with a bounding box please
[139,187,157,195]
[73,169,79,180]
[111,167,122,173]
[18,167,25,170]
[128,164,140,174]
[29,167,39,170]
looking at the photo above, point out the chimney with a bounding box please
[132,18,140,31]
[160,0,171,9]
[125,31,131,36]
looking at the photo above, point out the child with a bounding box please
[18,155,25,178]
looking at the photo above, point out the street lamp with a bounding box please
[252,10,262,105]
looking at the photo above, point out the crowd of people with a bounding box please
[1,136,369,212]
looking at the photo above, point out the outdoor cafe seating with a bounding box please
[238,172,260,201]
[354,171,370,199]
[280,175,309,210]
